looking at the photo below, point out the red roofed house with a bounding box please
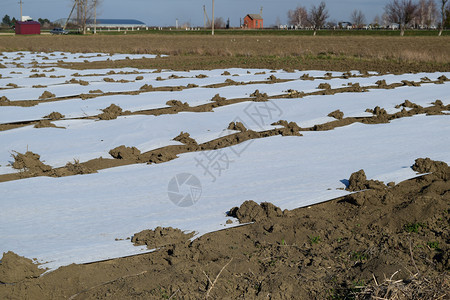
[15,21,41,35]
[243,14,263,29]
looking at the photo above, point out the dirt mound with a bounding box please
[44,111,65,120]
[365,106,388,121]
[285,89,305,98]
[34,120,57,128]
[432,99,444,107]
[166,100,189,109]
[402,80,421,87]
[11,151,52,174]
[63,161,96,175]
[139,84,153,91]
[132,227,195,249]
[173,132,198,147]
[346,169,386,191]
[145,150,179,164]
[0,96,10,104]
[300,73,314,80]
[38,91,55,100]
[395,99,422,109]
[89,89,103,94]
[66,78,89,86]
[328,109,344,120]
[98,104,123,120]
[0,251,45,284]
[228,200,284,223]
[250,89,268,101]
[6,83,18,88]
[267,75,278,82]
[227,121,247,132]
[271,120,302,136]
[437,75,448,83]
[211,93,226,103]
[318,83,331,90]
[412,158,449,180]
[375,79,388,88]
[109,145,141,160]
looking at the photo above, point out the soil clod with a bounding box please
[328,109,344,120]
[98,104,124,120]
[347,169,385,191]
[0,252,45,284]
[109,145,141,160]
[132,227,194,249]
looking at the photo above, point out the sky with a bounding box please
[0,0,392,27]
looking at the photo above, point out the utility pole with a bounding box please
[203,5,206,29]
[19,0,23,21]
[212,0,215,35]
[94,0,97,34]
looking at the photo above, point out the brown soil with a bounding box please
[1,100,448,184]
[328,109,344,120]
[44,112,65,120]
[132,227,195,249]
[227,121,247,132]
[11,151,53,174]
[173,132,199,147]
[109,145,141,161]
[1,35,449,72]
[0,252,45,284]
[1,159,448,299]
[1,74,447,112]
[38,91,55,100]
[346,169,387,192]
[33,120,66,129]
[97,104,129,120]
[0,96,10,104]
[318,83,332,90]
[412,157,449,180]
[57,161,96,176]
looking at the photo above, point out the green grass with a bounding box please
[427,241,440,250]
[404,222,425,233]
[309,235,321,245]
[351,251,368,261]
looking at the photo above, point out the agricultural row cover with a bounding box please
[0,52,449,270]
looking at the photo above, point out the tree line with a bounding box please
[287,0,450,36]
[1,15,54,28]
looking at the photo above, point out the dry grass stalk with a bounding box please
[203,258,233,299]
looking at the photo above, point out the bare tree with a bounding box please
[416,0,438,28]
[275,16,281,27]
[350,9,366,28]
[71,0,100,34]
[439,0,449,35]
[385,0,419,36]
[206,17,225,29]
[372,15,381,27]
[287,6,309,28]
[308,1,329,35]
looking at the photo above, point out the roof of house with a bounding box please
[92,19,145,26]
[246,14,263,20]
[16,21,40,25]
[54,18,146,27]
